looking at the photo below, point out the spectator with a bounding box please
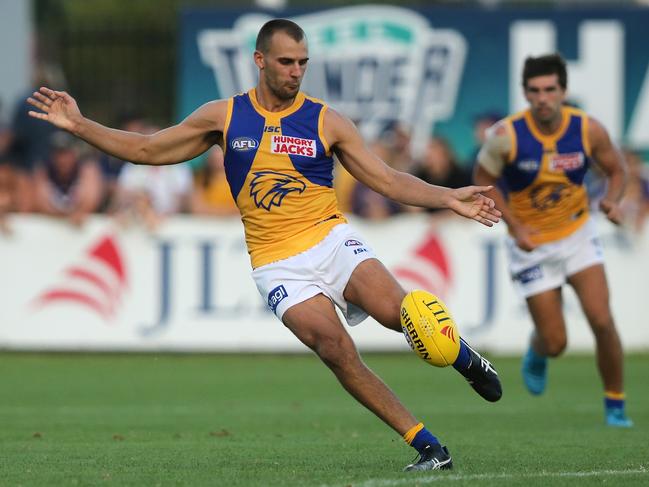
[99,112,148,212]
[466,111,502,168]
[190,145,239,217]
[114,125,193,231]
[0,101,16,234]
[379,121,415,173]
[32,131,103,226]
[349,139,405,220]
[336,122,415,218]
[0,161,16,235]
[350,182,403,220]
[9,63,66,212]
[413,137,472,215]
[0,100,12,156]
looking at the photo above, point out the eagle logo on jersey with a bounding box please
[530,183,572,210]
[250,171,306,211]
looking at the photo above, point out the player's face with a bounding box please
[256,32,309,101]
[524,74,566,125]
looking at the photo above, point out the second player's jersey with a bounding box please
[502,106,592,244]
[223,89,346,268]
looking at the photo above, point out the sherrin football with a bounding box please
[400,290,460,367]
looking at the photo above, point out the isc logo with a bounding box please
[354,248,368,255]
[268,285,288,313]
[231,137,259,151]
[264,126,280,133]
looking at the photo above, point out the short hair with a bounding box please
[255,19,305,53]
[522,53,567,89]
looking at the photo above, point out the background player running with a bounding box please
[475,53,631,427]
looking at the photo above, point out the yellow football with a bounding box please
[400,290,460,367]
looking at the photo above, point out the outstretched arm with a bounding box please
[27,87,226,165]
[325,109,500,227]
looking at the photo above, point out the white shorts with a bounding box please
[507,218,604,298]
[251,223,377,326]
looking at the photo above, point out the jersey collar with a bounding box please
[524,107,571,148]
[249,88,306,119]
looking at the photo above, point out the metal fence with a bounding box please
[58,22,176,126]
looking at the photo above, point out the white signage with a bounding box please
[1,215,647,353]
[197,6,467,150]
[510,19,649,147]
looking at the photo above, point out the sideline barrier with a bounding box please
[0,214,646,352]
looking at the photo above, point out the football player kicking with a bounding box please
[27,19,502,471]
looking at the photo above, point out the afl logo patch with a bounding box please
[231,137,259,151]
[518,159,540,172]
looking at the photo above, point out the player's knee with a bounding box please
[536,324,567,357]
[314,333,359,370]
[377,292,406,332]
[587,311,615,335]
[385,301,403,331]
[544,337,567,357]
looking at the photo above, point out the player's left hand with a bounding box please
[447,186,501,227]
[599,199,623,225]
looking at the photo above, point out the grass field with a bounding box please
[1,352,647,486]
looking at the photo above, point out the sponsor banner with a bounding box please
[180,5,649,159]
[270,135,316,157]
[550,152,585,172]
[0,214,647,353]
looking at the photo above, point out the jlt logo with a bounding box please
[140,240,269,336]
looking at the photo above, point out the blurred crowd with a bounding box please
[0,104,241,234]
[1,93,648,236]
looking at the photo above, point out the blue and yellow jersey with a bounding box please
[502,106,592,244]
[223,89,346,268]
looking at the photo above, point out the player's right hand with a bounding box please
[27,87,83,133]
[599,199,623,225]
[446,185,502,227]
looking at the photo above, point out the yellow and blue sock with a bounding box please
[452,339,471,372]
[604,391,626,411]
[403,422,439,455]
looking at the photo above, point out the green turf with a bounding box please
[0,352,647,486]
